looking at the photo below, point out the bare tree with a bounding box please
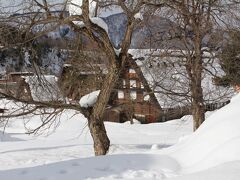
[0,0,164,155]
[141,0,239,130]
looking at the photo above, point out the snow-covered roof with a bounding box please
[23,75,63,102]
[129,49,234,108]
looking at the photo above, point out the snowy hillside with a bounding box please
[0,93,240,179]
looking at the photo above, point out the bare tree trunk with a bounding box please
[187,66,205,131]
[187,33,206,131]
[88,116,110,156]
[87,65,119,155]
[191,80,205,131]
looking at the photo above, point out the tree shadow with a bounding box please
[0,154,180,180]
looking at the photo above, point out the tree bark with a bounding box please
[187,64,205,131]
[69,1,138,156]
[88,116,110,156]
[191,81,205,131]
[187,31,206,131]
[87,63,120,155]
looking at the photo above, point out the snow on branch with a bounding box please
[90,17,108,33]
[79,90,100,108]
[69,0,97,17]
[69,0,109,34]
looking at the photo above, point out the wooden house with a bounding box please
[60,53,163,123]
[58,51,107,101]
[0,72,33,100]
[104,60,163,123]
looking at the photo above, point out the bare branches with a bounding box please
[0,91,82,111]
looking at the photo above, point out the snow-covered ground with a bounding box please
[0,93,240,180]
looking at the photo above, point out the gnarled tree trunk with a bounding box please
[87,65,120,155]
[88,116,110,155]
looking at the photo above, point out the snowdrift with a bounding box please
[0,93,240,180]
[166,93,240,173]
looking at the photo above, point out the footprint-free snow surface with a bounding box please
[0,94,240,180]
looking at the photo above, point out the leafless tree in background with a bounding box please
[142,0,239,130]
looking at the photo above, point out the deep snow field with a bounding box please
[0,93,240,180]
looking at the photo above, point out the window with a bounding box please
[123,79,126,88]
[130,80,137,88]
[144,93,150,101]
[130,91,137,100]
[118,90,124,99]
[129,69,136,73]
